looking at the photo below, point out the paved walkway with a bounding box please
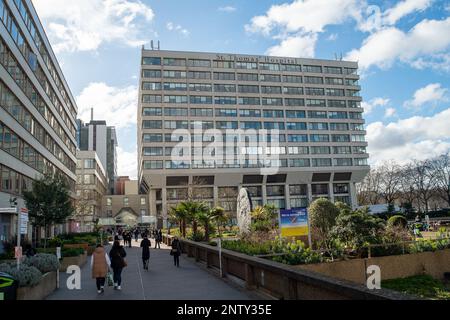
[47,240,253,300]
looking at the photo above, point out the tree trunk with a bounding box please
[205,223,209,242]
[182,219,186,238]
[193,221,198,234]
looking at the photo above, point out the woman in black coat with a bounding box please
[109,241,127,290]
[170,237,182,267]
[140,236,151,271]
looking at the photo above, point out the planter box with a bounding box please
[17,272,57,300]
[64,243,89,251]
[59,252,87,272]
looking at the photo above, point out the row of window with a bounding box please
[0,37,77,156]
[76,158,107,181]
[142,57,357,75]
[143,158,368,170]
[105,197,147,207]
[0,81,76,173]
[11,0,78,120]
[143,145,366,157]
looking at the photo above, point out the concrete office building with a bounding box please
[0,0,78,249]
[77,118,118,195]
[138,49,370,227]
[74,150,107,232]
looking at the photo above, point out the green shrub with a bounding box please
[387,215,408,229]
[0,263,42,287]
[62,248,85,258]
[23,253,60,273]
[187,230,205,242]
[382,275,450,300]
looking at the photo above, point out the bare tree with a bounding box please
[378,161,402,206]
[356,168,383,205]
[430,153,450,207]
[410,159,438,213]
[398,164,418,209]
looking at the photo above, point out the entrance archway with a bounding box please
[114,208,139,227]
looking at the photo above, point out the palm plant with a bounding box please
[178,200,209,236]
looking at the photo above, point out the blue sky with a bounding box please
[32,0,450,178]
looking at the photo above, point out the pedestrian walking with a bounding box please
[170,237,182,267]
[155,229,162,249]
[140,236,151,271]
[91,245,111,294]
[109,241,127,290]
[134,229,139,242]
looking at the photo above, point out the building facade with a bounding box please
[74,151,107,232]
[77,119,118,195]
[0,0,78,249]
[138,49,370,227]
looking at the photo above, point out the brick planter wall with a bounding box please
[59,252,87,272]
[17,272,57,300]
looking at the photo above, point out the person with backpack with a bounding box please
[109,241,127,290]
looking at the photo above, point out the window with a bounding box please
[350,123,364,131]
[123,197,129,206]
[164,95,188,104]
[334,158,353,166]
[352,135,366,142]
[353,146,367,154]
[213,60,234,69]
[262,98,283,106]
[288,146,309,155]
[305,87,324,96]
[308,111,327,118]
[216,121,238,129]
[264,122,285,130]
[164,108,188,117]
[188,59,211,68]
[267,185,285,197]
[303,65,322,73]
[238,97,260,105]
[263,110,284,118]
[191,121,213,130]
[240,122,262,130]
[142,70,161,78]
[238,73,258,81]
[191,108,213,117]
[190,96,212,104]
[309,122,328,131]
[312,158,332,167]
[304,76,323,84]
[165,133,189,142]
[283,87,303,95]
[163,83,187,91]
[285,98,305,106]
[239,85,259,93]
[330,123,349,131]
[163,58,186,66]
[142,57,161,65]
[286,122,307,130]
[281,64,302,72]
[283,75,302,83]
[324,66,342,74]
[328,100,346,108]
[260,74,281,82]
[329,111,348,119]
[306,99,327,107]
[334,146,352,154]
[286,110,306,118]
[142,95,162,103]
[260,63,280,71]
[289,159,310,167]
[143,134,163,143]
[347,90,360,97]
[189,83,212,92]
[143,147,163,156]
[334,183,350,194]
[214,72,235,81]
[214,84,236,93]
[310,134,329,142]
[354,158,368,166]
[288,134,308,142]
[216,109,237,117]
[332,134,351,142]
[312,184,329,195]
[166,161,190,169]
[349,112,363,120]
[165,121,189,130]
[326,89,345,96]
[348,101,361,108]
[106,198,112,206]
[311,146,331,154]
[188,71,211,80]
[344,68,358,75]
[325,77,344,85]
[142,82,162,91]
[236,61,258,70]
[143,120,162,129]
[215,96,237,105]
[239,109,261,117]
[84,159,95,169]
[346,79,359,86]
[261,86,282,94]
[163,70,187,79]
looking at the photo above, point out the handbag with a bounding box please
[107,272,114,287]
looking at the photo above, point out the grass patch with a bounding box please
[382,275,450,300]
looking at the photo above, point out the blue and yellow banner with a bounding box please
[280,208,309,237]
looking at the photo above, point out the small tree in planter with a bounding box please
[309,198,340,258]
[23,253,60,273]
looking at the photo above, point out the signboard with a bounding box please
[14,246,22,259]
[20,209,28,235]
[280,208,310,237]
[56,247,61,260]
[0,208,17,214]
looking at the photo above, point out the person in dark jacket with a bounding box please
[109,241,127,290]
[140,236,151,271]
[25,244,37,258]
[170,237,182,267]
[155,229,162,249]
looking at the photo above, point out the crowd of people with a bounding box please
[91,227,181,294]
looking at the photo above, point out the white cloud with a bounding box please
[266,33,317,58]
[367,108,450,165]
[76,82,137,129]
[218,6,236,13]
[362,97,390,115]
[404,83,448,108]
[166,22,190,36]
[383,0,433,25]
[32,0,154,53]
[245,0,363,58]
[117,147,137,179]
[346,17,450,70]
[327,33,338,41]
[410,53,450,73]
[384,107,397,118]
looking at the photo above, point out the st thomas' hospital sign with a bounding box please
[215,54,298,65]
